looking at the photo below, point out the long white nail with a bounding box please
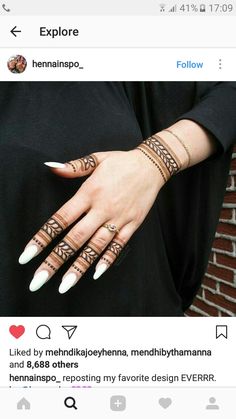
[29,270,50,292]
[19,245,39,265]
[59,273,78,294]
[44,162,66,168]
[93,263,108,280]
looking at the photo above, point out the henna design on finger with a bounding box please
[80,243,100,264]
[68,161,78,173]
[53,241,75,262]
[36,213,67,246]
[43,260,57,272]
[60,241,105,291]
[44,213,67,237]
[107,240,124,260]
[100,256,112,266]
[77,241,101,269]
[32,237,44,249]
[52,237,78,263]
[71,263,85,276]
[68,154,98,173]
[79,154,98,172]
[93,239,124,281]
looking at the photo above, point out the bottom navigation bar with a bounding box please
[1,387,234,418]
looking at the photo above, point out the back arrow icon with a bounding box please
[11,26,21,37]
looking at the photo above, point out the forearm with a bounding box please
[159,119,217,170]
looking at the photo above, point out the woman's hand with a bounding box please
[19,149,165,293]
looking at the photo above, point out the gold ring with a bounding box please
[103,223,120,234]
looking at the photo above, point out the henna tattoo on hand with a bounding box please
[106,240,124,262]
[137,147,167,183]
[77,242,101,270]
[100,256,112,266]
[43,260,57,272]
[32,237,44,249]
[137,134,182,181]
[68,154,98,173]
[52,237,77,263]
[71,263,84,275]
[67,161,78,173]
[79,154,98,172]
[80,243,100,264]
[145,135,181,175]
[35,213,67,246]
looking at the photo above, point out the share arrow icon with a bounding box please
[62,325,77,339]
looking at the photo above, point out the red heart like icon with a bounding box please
[9,325,25,339]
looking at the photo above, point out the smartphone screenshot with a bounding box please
[0,1,235,417]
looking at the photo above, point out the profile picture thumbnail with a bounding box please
[7,55,27,74]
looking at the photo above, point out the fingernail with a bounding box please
[44,162,66,168]
[19,244,39,265]
[29,270,49,292]
[59,272,78,294]
[93,263,108,280]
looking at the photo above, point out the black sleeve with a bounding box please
[177,82,236,152]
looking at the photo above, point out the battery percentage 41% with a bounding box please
[179,4,199,12]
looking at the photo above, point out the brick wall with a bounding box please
[187,146,236,317]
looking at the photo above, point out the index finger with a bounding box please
[18,195,89,264]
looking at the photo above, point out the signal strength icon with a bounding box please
[169,5,177,12]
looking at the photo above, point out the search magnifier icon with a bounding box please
[64,397,78,410]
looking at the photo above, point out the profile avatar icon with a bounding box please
[7,55,27,74]
[206,397,219,410]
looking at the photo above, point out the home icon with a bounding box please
[17,398,31,410]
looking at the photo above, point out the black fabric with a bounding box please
[0,82,235,316]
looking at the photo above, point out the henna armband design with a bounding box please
[137,133,182,182]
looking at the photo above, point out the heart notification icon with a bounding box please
[159,398,172,409]
[9,325,25,339]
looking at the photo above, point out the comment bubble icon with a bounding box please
[36,324,51,340]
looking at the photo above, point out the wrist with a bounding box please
[157,128,190,170]
[134,133,183,185]
[128,148,166,191]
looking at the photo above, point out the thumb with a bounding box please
[44,152,110,179]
